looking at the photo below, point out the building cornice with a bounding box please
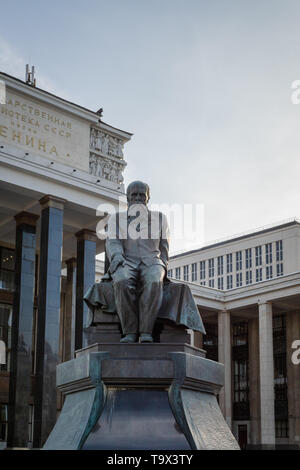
[0,71,133,139]
[170,219,300,260]
[170,272,300,311]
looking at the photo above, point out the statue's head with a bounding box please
[126,181,150,207]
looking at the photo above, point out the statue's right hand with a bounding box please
[109,254,125,274]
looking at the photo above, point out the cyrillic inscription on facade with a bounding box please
[0,90,90,171]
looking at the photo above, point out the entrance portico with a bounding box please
[0,71,132,448]
[186,274,300,449]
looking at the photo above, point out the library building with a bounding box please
[0,70,299,450]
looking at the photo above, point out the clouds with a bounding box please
[1,2,300,253]
[0,36,74,101]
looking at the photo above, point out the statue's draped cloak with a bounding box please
[84,279,206,334]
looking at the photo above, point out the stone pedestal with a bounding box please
[43,344,239,450]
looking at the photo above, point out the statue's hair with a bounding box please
[126,181,150,199]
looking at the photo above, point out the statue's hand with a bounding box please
[109,254,125,274]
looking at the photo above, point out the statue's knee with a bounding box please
[144,277,162,288]
[113,277,131,289]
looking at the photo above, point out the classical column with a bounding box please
[75,229,97,350]
[286,310,300,447]
[218,310,232,428]
[258,301,275,448]
[7,212,39,448]
[248,317,260,445]
[33,195,65,448]
[62,258,77,362]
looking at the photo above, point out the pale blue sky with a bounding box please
[1,0,300,252]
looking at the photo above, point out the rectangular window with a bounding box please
[200,261,206,280]
[226,253,233,273]
[236,272,242,287]
[183,265,189,281]
[217,256,223,276]
[227,274,233,289]
[276,263,283,277]
[208,258,215,278]
[266,243,273,264]
[191,263,197,282]
[275,420,289,438]
[266,265,273,280]
[167,269,173,278]
[217,277,224,290]
[245,248,252,269]
[256,268,262,282]
[200,281,206,286]
[246,270,252,285]
[175,267,181,280]
[203,323,218,361]
[28,405,34,444]
[236,251,242,271]
[0,247,15,292]
[0,404,8,442]
[0,304,12,372]
[233,322,249,420]
[276,240,283,262]
[255,246,262,266]
[208,279,214,288]
[273,315,288,438]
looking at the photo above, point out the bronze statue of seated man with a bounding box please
[84,181,205,343]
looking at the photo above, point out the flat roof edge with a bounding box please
[170,220,300,259]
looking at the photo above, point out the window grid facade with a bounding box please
[236,272,242,287]
[266,265,273,280]
[191,263,197,282]
[256,268,262,282]
[226,253,233,273]
[255,246,262,266]
[236,251,242,271]
[217,256,224,276]
[246,270,252,285]
[208,258,214,278]
[183,265,189,282]
[276,240,283,262]
[245,248,252,269]
[266,243,273,264]
[276,263,283,277]
[227,274,233,289]
[200,261,206,280]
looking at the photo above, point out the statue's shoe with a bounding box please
[139,333,153,343]
[120,334,137,343]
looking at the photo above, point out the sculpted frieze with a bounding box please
[90,128,124,159]
[89,153,125,185]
